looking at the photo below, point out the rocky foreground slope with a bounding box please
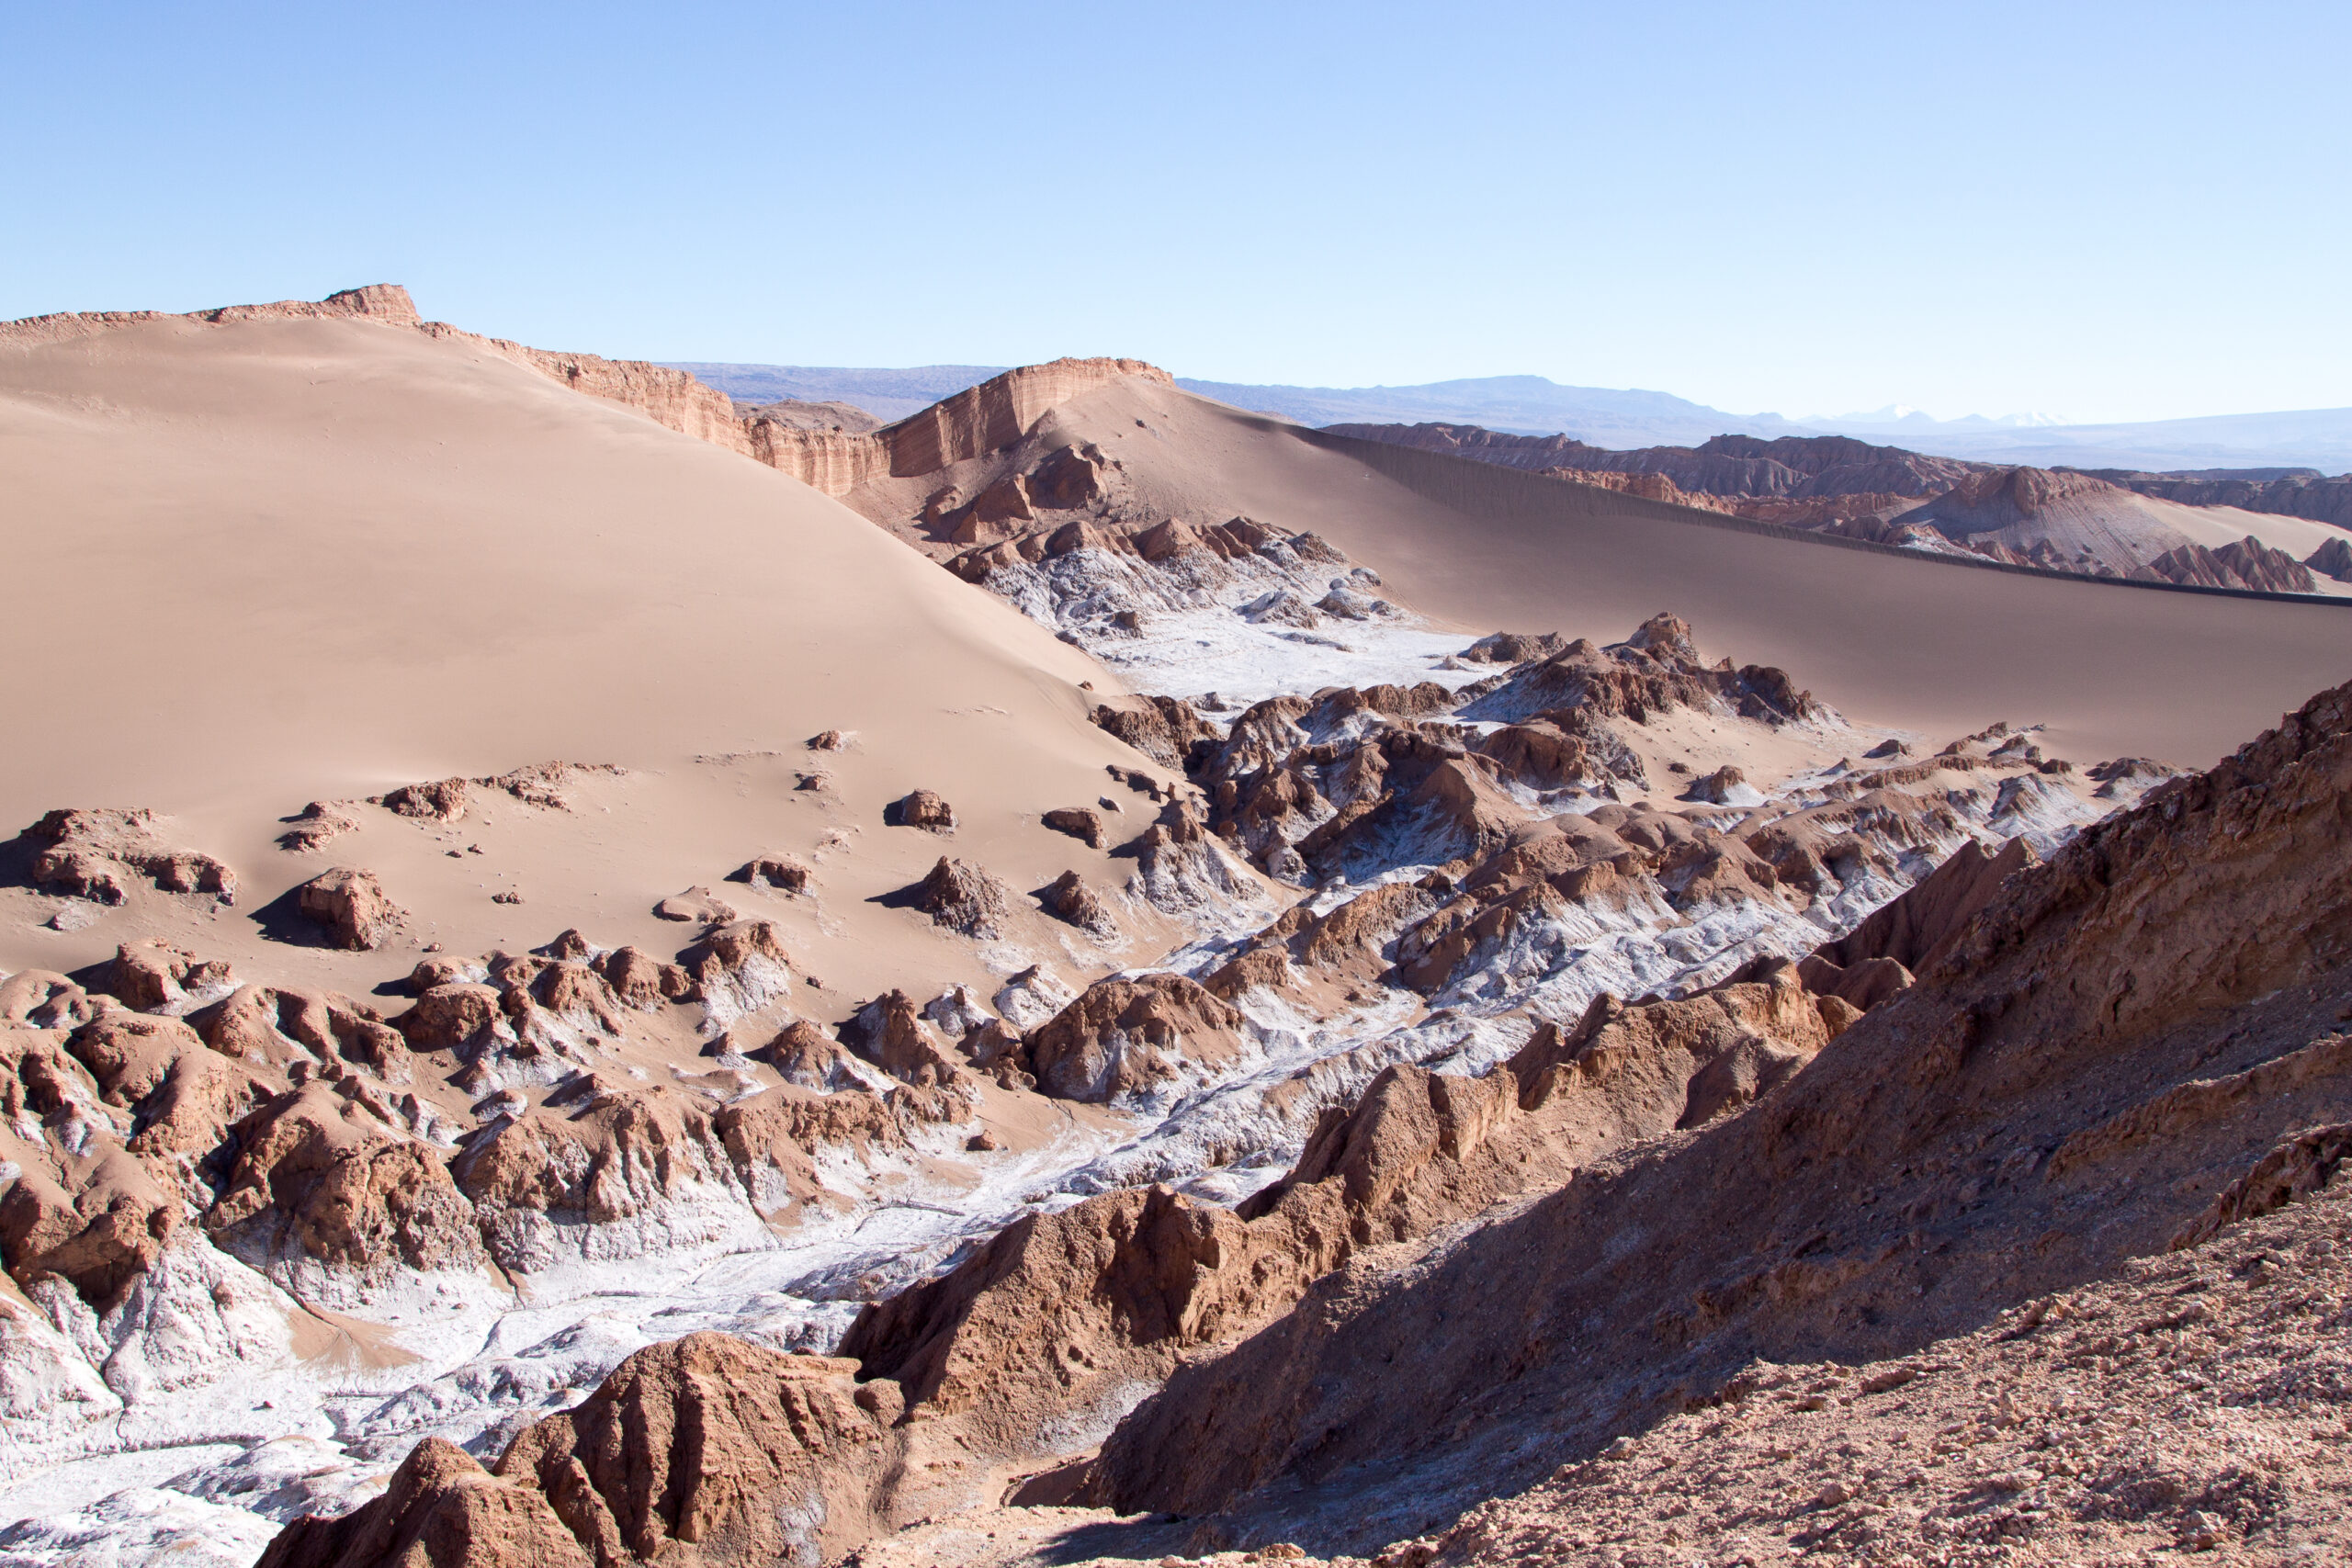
[250,676,2352,1568]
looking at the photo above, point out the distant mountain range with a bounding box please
[663,363,1008,422]
[666,362,2352,477]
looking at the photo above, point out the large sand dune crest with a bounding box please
[0,306,1148,996]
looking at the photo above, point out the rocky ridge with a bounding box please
[1333,422,2350,594]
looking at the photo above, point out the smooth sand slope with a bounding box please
[1025,383,2352,766]
[0,311,1150,998]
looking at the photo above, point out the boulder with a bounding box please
[729,855,811,893]
[276,801,360,852]
[653,885,739,923]
[1041,807,1105,849]
[254,1438,589,1568]
[206,1081,486,1276]
[890,789,957,832]
[911,857,1012,941]
[1041,870,1118,939]
[296,868,402,951]
[843,991,966,1090]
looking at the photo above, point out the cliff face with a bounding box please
[0,288,1170,501]
[742,355,1174,495]
[883,357,1170,477]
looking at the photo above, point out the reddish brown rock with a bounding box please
[2308,535,2352,583]
[206,1081,485,1274]
[891,789,957,832]
[24,807,236,906]
[105,940,234,1012]
[1026,442,1112,509]
[729,855,811,893]
[1041,807,1106,849]
[679,920,792,1021]
[378,777,469,822]
[910,857,1012,941]
[594,946,695,1010]
[295,867,402,951]
[753,1018,873,1091]
[1800,834,2035,1010]
[195,984,412,1080]
[652,885,738,924]
[394,984,504,1054]
[254,1437,590,1568]
[1084,679,2352,1527]
[845,964,1832,1474]
[0,970,96,1030]
[2146,534,2318,593]
[495,1335,899,1567]
[0,1140,184,1306]
[1090,697,1217,771]
[1040,870,1117,939]
[1020,973,1249,1103]
[276,801,360,852]
[842,991,967,1090]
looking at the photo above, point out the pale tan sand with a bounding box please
[1023,379,2352,767]
[0,313,1169,1008]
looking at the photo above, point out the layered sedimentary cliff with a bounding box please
[1,286,1169,501]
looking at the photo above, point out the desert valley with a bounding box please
[3,283,2352,1568]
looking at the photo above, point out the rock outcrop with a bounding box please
[1082,678,2352,1542]
[377,777,470,822]
[277,801,360,853]
[1018,974,1250,1102]
[257,1336,902,1568]
[206,1082,486,1278]
[2145,533,2318,593]
[1041,807,1106,849]
[891,789,957,832]
[295,868,402,951]
[19,807,236,907]
[1798,834,2035,1010]
[0,283,421,349]
[910,857,1012,941]
[729,855,811,892]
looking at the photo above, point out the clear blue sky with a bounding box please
[7,1,2347,423]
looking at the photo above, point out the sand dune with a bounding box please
[1012,383,2351,767]
[0,309,1157,1000]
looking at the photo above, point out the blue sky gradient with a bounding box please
[6,1,2346,422]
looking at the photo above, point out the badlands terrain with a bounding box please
[2,288,2351,1568]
